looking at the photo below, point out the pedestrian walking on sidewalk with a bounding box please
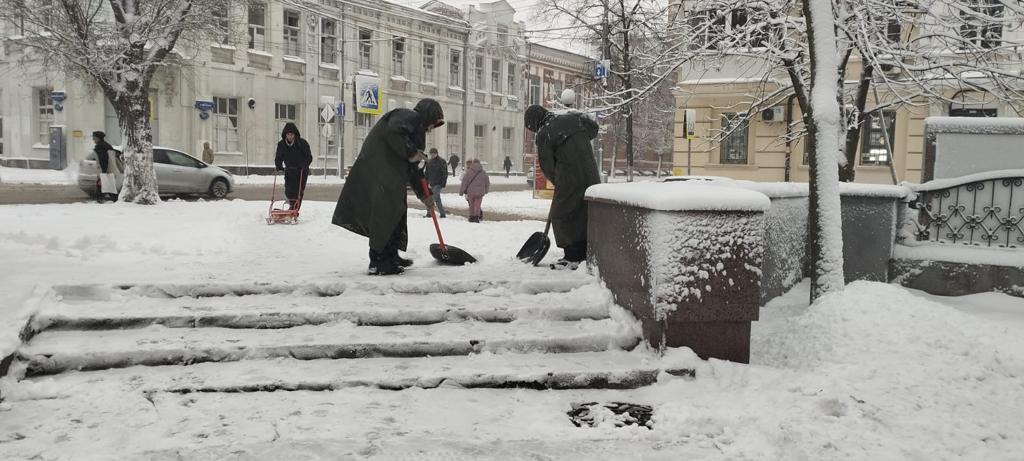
[460,158,490,223]
[92,131,117,202]
[332,98,445,276]
[448,153,460,177]
[503,155,512,178]
[524,105,600,270]
[201,141,215,165]
[425,148,448,218]
[274,122,312,210]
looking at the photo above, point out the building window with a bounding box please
[474,55,485,90]
[422,43,435,83]
[529,75,540,105]
[860,111,896,165]
[248,4,266,51]
[473,124,486,157]
[392,37,406,76]
[321,19,337,64]
[689,8,777,50]
[358,28,372,70]
[449,49,462,87]
[949,105,997,117]
[274,103,298,134]
[502,127,513,158]
[447,122,461,155]
[491,59,501,93]
[507,63,516,95]
[213,97,239,152]
[36,89,54,145]
[213,6,230,44]
[719,112,748,164]
[283,10,301,57]
[355,113,373,152]
[497,24,508,46]
[961,0,1004,49]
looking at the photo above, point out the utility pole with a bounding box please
[601,7,611,181]
[338,4,346,177]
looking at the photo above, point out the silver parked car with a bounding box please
[79,146,235,199]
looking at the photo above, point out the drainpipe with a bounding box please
[783,93,796,182]
[462,33,470,163]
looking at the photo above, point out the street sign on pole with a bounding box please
[320,104,335,123]
[320,123,333,139]
[594,60,610,79]
[684,109,696,140]
[684,109,696,176]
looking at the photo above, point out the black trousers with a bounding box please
[284,168,309,202]
[369,213,407,263]
[563,240,587,262]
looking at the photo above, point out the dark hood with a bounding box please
[545,111,600,145]
[414,98,444,128]
[524,105,552,132]
[281,122,301,140]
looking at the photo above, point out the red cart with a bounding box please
[266,169,306,225]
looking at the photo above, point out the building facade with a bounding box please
[0,0,528,174]
[670,1,1024,185]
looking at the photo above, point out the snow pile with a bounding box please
[893,244,1024,268]
[0,166,77,185]
[912,169,1024,192]
[925,116,1024,135]
[586,182,770,212]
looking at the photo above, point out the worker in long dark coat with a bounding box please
[524,105,601,270]
[274,122,312,209]
[332,99,445,275]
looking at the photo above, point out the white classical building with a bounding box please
[0,0,528,174]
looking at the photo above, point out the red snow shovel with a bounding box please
[516,201,552,266]
[421,179,476,265]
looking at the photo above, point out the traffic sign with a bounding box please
[336,102,345,118]
[684,109,696,140]
[320,104,335,123]
[594,60,610,79]
[321,123,333,138]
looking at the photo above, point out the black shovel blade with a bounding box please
[430,243,477,266]
[517,232,551,266]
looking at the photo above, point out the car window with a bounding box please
[152,149,171,165]
[166,151,202,168]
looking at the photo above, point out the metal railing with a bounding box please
[908,173,1024,248]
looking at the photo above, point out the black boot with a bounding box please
[369,249,405,275]
[393,253,414,268]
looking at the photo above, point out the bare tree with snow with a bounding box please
[670,0,1024,300]
[3,0,242,204]
[536,0,673,181]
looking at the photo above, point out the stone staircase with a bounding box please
[7,277,696,398]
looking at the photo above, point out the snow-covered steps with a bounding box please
[20,318,639,376]
[7,349,698,399]
[30,290,612,332]
[51,277,592,300]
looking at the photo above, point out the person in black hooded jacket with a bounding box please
[275,122,313,209]
[332,99,445,275]
[524,105,601,270]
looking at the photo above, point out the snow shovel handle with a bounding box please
[543,199,553,236]
[420,179,447,252]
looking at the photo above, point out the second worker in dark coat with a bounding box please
[524,105,601,270]
[332,99,445,275]
[275,122,313,209]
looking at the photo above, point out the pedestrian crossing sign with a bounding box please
[354,75,383,115]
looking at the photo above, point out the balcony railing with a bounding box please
[907,171,1024,248]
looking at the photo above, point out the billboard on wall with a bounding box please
[532,157,554,200]
[354,75,383,115]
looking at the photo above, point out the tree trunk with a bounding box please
[840,65,874,182]
[622,25,635,183]
[803,0,846,302]
[112,85,160,205]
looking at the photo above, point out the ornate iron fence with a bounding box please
[908,173,1024,248]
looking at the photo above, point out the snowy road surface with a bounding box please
[1,200,1023,459]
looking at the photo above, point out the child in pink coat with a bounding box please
[459,159,490,223]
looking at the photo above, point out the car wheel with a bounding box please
[208,178,229,199]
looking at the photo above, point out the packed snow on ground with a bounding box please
[232,173,345,186]
[0,166,78,185]
[1,201,1024,459]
